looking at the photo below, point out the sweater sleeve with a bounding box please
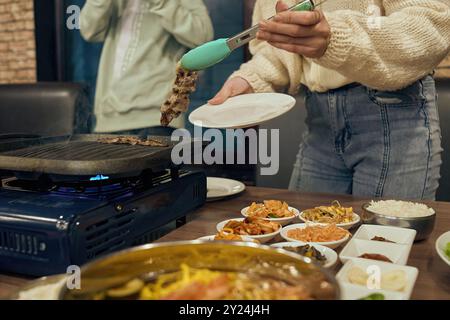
[316,0,450,90]
[231,0,300,93]
[79,0,114,43]
[149,0,214,48]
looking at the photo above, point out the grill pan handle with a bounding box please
[0,134,41,140]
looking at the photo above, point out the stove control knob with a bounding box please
[56,219,69,231]
[39,242,46,252]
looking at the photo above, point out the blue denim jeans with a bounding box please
[289,76,442,200]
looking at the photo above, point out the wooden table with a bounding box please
[1,187,449,299]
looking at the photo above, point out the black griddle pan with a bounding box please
[0,134,192,176]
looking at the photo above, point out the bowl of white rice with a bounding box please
[362,200,436,241]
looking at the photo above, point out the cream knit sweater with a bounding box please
[232,0,450,93]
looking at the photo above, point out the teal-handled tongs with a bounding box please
[180,0,325,71]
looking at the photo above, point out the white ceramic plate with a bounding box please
[241,206,300,226]
[299,212,361,230]
[207,177,245,200]
[336,258,419,300]
[353,224,417,246]
[280,223,350,249]
[216,218,281,244]
[435,230,450,267]
[339,238,412,265]
[271,242,338,269]
[189,93,296,129]
[12,274,67,300]
[196,235,257,243]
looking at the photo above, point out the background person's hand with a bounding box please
[257,0,331,58]
[209,77,254,105]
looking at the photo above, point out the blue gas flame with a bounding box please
[90,175,110,181]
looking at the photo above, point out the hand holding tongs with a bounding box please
[181,0,326,71]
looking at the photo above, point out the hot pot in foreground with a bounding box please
[60,241,340,300]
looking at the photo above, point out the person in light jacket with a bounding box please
[210,0,450,200]
[80,0,214,135]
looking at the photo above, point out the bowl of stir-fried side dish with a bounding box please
[271,242,338,268]
[60,242,339,300]
[300,201,361,230]
[242,200,300,226]
[216,217,281,243]
[281,223,351,249]
[196,231,257,243]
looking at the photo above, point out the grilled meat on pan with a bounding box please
[98,136,168,147]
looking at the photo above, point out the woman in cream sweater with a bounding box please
[210,0,450,200]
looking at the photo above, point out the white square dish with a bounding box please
[336,258,419,300]
[339,238,411,265]
[353,224,416,246]
[339,282,406,300]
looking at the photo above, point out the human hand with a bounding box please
[257,0,331,58]
[208,77,254,105]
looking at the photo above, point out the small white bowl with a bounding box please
[241,206,300,226]
[280,223,350,249]
[299,212,361,230]
[271,242,338,268]
[196,235,257,243]
[339,238,412,265]
[435,231,450,267]
[216,218,281,244]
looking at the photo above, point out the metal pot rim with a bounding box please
[58,240,340,300]
[362,202,436,222]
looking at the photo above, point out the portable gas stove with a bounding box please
[0,135,206,276]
